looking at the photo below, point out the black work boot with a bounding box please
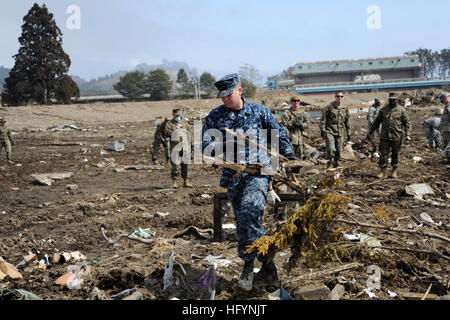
[238,260,254,291]
[254,260,278,285]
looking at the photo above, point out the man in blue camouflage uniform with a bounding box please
[201,74,294,291]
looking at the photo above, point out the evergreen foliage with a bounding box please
[1,3,79,106]
[146,69,172,101]
[113,71,147,100]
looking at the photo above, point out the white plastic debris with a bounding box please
[412,157,422,163]
[343,234,361,241]
[107,141,124,152]
[405,184,434,199]
[365,288,378,298]
[163,253,175,290]
[202,255,233,268]
[388,290,397,298]
[201,194,212,199]
[222,223,236,230]
[155,211,169,217]
[419,212,442,226]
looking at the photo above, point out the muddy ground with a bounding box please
[0,90,449,300]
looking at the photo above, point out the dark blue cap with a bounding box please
[214,73,240,98]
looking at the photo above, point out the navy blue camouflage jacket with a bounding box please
[201,98,293,187]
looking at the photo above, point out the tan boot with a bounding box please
[377,168,386,179]
[183,179,193,188]
[171,179,178,189]
[391,168,398,179]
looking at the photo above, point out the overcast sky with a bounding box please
[0,0,448,82]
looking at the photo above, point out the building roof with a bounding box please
[293,55,421,75]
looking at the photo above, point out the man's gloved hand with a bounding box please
[346,135,352,143]
[366,134,374,142]
[405,136,411,145]
[266,189,281,205]
[321,131,325,138]
[151,159,156,165]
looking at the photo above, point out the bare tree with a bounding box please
[239,63,262,84]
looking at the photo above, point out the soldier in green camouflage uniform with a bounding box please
[319,91,351,168]
[151,118,170,164]
[282,95,310,160]
[162,108,193,188]
[368,93,411,179]
[439,92,450,163]
[0,118,14,164]
[367,98,382,141]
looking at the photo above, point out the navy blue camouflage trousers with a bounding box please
[226,175,269,262]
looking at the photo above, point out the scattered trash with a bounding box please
[122,290,144,300]
[0,257,23,280]
[155,211,169,218]
[31,172,74,186]
[111,288,136,300]
[172,226,213,240]
[65,184,78,190]
[107,141,124,152]
[404,183,434,199]
[327,284,345,300]
[0,289,42,300]
[201,194,212,199]
[388,290,397,298]
[163,253,175,290]
[180,265,217,300]
[412,156,422,163]
[222,223,236,231]
[131,227,154,239]
[10,187,19,191]
[269,288,295,300]
[55,272,76,286]
[365,288,378,298]
[296,284,330,300]
[419,212,442,226]
[49,122,81,131]
[343,234,361,241]
[202,255,233,268]
[89,287,110,300]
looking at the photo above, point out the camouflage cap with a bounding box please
[388,93,399,100]
[214,73,240,98]
[290,95,301,102]
[172,108,181,115]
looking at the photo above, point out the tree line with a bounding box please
[405,48,450,78]
[114,64,259,101]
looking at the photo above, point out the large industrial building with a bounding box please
[293,55,422,85]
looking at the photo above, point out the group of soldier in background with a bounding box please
[148,89,449,188]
